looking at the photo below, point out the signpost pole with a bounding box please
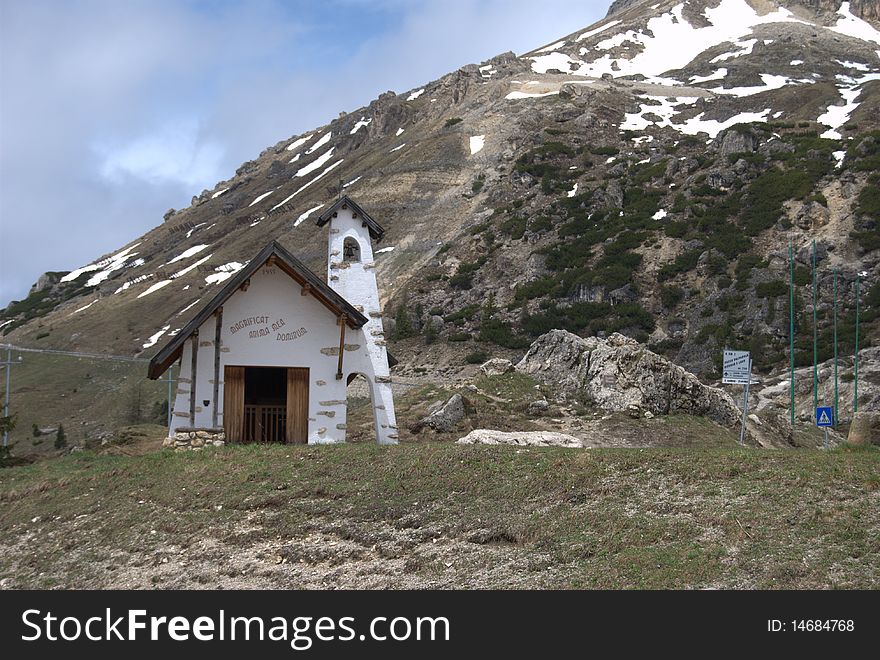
[812,239,817,415]
[167,369,174,428]
[2,348,11,448]
[816,405,833,448]
[739,357,752,446]
[854,274,860,415]
[833,269,838,427]
[789,241,795,426]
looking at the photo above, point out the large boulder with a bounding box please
[847,411,880,446]
[516,330,742,427]
[457,429,583,447]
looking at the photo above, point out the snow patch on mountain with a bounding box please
[61,244,140,284]
[350,117,372,134]
[142,325,171,349]
[537,40,567,53]
[817,72,880,139]
[306,132,332,154]
[506,90,559,100]
[536,0,809,82]
[137,279,173,299]
[710,73,814,97]
[271,159,344,210]
[295,148,335,177]
[171,254,213,279]
[690,68,728,84]
[830,2,880,45]
[69,300,97,316]
[576,19,621,42]
[248,190,275,207]
[167,244,210,264]
[286,135,311,151]
[205,262,246,286]
[470,135,485,155]
[294,204,325,227]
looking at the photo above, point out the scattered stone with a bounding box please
[457,429,583,448]
[412,394,472,433]
[527,399,550,416]
[480,358,514,376]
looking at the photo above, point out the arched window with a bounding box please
[343,237,361,263]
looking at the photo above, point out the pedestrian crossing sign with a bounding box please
[816,406,833,428]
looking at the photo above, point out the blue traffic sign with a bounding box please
[816,406,834,427]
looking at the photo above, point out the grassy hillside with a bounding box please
[1,443,877,589]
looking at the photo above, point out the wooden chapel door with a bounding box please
[285,367,309,444]
[223,366,245,441]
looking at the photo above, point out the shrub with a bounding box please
[513,277,559,302]
[393,303,417,338]
[55,425,66,450]
[856,185,880,220]
[793,267,811,286]
[444,304,481,323]
[660,285,685,309]
[664,221,688,238]
[465,350,489,364]
[741,167,815,235]
[449,257,487,290]
[755,280,788,298]
[657,249,702,282]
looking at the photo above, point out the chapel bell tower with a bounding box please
[315,196,398,444]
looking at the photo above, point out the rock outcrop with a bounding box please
[457,429,584,447]
[516,330,742,427]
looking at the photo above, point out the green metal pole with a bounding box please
[833,269,838,427]
[854,274,860,415]
[789,241,795,426]
[812,239,817,416]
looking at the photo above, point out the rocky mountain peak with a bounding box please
[2,0,879,422]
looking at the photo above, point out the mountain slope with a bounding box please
[3,0,880,448]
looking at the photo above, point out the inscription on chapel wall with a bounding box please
[229,315,308,342]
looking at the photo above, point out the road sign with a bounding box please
[816,406,833,428]
[723,350,751,385]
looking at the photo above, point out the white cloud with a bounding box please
[0,0,607,305]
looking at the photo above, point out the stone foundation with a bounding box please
[163,427,226,451]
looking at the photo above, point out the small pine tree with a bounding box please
[423,319,438,344]
[54,424,66,450]
[126,383,143,424]
[393,297,416,339]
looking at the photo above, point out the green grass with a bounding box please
[1,443,877,589]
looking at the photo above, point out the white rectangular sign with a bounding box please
[722,350,751,385]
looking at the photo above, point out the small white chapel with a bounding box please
[148,195,398,447]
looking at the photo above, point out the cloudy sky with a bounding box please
[0,0,606,305]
